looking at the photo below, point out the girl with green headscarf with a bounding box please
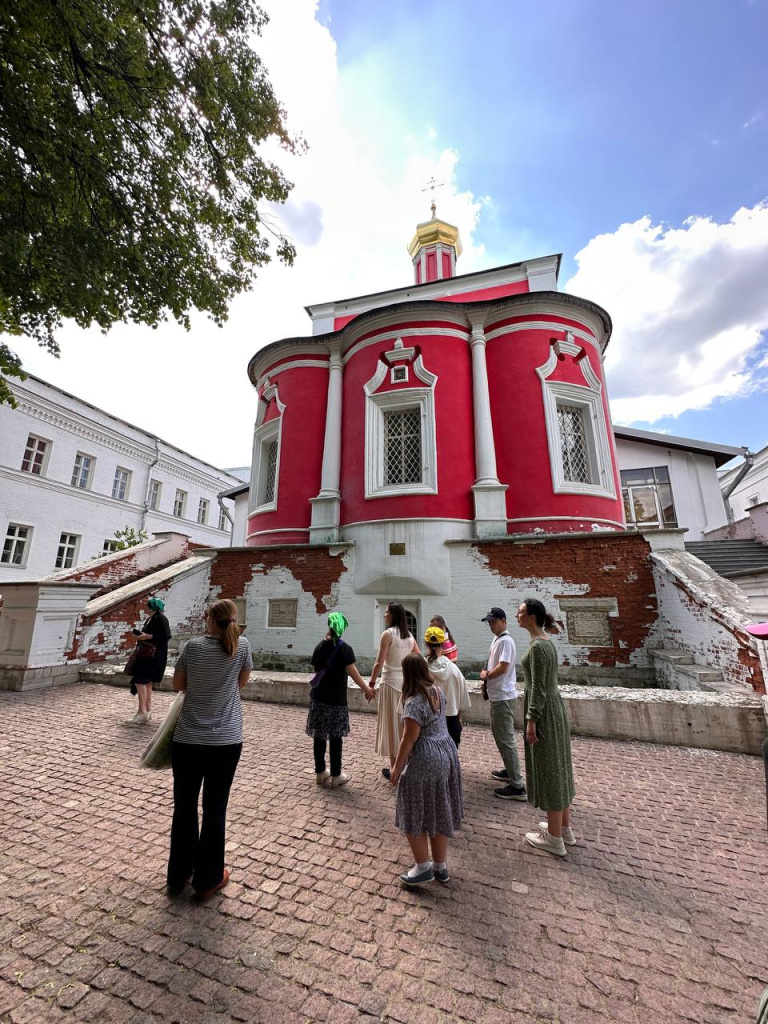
[306,612,375,788]
[126,595,171,725]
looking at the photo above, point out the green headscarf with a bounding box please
[327,612,349,638]
[148,596,165,612]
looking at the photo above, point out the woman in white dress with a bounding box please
[370,602,418,779]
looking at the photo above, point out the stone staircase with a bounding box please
[684,539,768,618]
[685,539,768,577]
[649,648,746,695]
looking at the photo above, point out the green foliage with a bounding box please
[110,526,149,550]
[0,0,299,402]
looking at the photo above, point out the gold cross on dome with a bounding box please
[421,177,445,218]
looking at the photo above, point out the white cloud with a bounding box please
[565,203,768,425]
[13,0,487,467]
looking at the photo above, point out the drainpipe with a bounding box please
[217,492,235,547]
[721,448,755,523]
[142,436,161,532]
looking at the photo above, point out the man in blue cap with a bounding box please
[480,607,527,800]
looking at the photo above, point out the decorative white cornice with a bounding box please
[255,358,330,391]
[15,399,156,463]
[384,338,416,363]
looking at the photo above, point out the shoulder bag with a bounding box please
[309,639,343,689]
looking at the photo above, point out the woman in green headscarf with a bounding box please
[307,612,374,788]
[126,596,171,725]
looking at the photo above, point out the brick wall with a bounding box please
[475,533,658,668]
[209,546,349,614]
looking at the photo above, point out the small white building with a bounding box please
[719,440,768,521]
[614,426,746,541]
[0,375,241,581]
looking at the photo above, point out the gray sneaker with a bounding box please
[399,866,434,886]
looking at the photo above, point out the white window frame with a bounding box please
[1,523,32,567]
[218,507,229,531]
[251,381,285,514]
[21,434,51,476]
[71,452,95,490]
[55,532,80,570]
[536,338,616,499]
[197,498,209,525]
[173,489,187,518]
[148,479,162,510]
[103,539,121,554]
[364,355,438,499]
[112,466,131,501]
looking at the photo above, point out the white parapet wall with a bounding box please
[83,666,766,756]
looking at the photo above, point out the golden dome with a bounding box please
[407,209,462,259]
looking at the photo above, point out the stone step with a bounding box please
[648,648,695,666]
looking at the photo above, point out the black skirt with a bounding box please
[305,700,350,739]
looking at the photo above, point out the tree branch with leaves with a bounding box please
[0,0,300,404]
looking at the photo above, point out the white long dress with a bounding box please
[374,628,415,758]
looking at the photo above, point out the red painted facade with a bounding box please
[246,235,621,545]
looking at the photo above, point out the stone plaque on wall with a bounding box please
[566,610,613,646]
[389,542,406,556]
[268,599,298,628]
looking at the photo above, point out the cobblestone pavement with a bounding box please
[1,684,767,1024]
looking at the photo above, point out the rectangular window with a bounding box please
[620,467,677,528]
[747,494,760,508]
[218,507,229,531]
[71,452,94,489]
[103,539,121,554]
[173,489,187,518]
[263,441,278,505]
[383,408,422,486]
[21,435,49,476]
[112,467,131,501]
[55,532,80,570]
[148,479,161,510]
[557,404,592,484]
[1,523,31,566]
[197,498,209,524]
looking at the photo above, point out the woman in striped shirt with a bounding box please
[166,599,253,900]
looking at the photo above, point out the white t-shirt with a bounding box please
[486,631,517,701]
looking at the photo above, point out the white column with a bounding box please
[309,341,343,543]
[468,313,508,538]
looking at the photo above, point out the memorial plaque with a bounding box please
[389,542,406,556]
[566,610,613,646]
[268,599,298,628]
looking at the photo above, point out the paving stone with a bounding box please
[1,684,767,1024]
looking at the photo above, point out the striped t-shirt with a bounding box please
[173,635,253,745]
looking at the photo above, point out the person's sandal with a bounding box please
[192,869,229,902]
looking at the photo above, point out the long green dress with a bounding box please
[521,637,574,812]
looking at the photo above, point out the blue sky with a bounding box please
[318,0,768,458]
[16,0,768,468]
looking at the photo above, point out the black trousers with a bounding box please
[167,741,242,892]
[446,715,462,748]
[313,736,342,776]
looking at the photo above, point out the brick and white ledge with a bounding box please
[81,665,767,757]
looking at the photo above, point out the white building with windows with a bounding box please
[0,375,241,581]
[719,439,768,522]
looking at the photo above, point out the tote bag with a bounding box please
[139,693,185,770]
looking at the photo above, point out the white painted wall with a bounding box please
[615,438,728,541]
[0,376,238,581]
[721,442,768,521]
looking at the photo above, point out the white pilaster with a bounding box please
[468,313,508,538]
[309,340,344,543]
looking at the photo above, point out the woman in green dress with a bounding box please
[516,598,575,858]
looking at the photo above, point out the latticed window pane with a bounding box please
[2,524,30,565]
[557,405,592,484]
[383,409,422,486]
[264,441,279,504]
[22,435,48,475]
[55,532,79,570]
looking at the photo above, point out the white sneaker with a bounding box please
[124,712,142,726]
[539,821,575,846]
[316,770,330,786]
[525,827,567,857]
[328,772,349,789]
[135,711,149,725]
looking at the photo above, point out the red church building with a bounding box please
[248,207,622,554]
